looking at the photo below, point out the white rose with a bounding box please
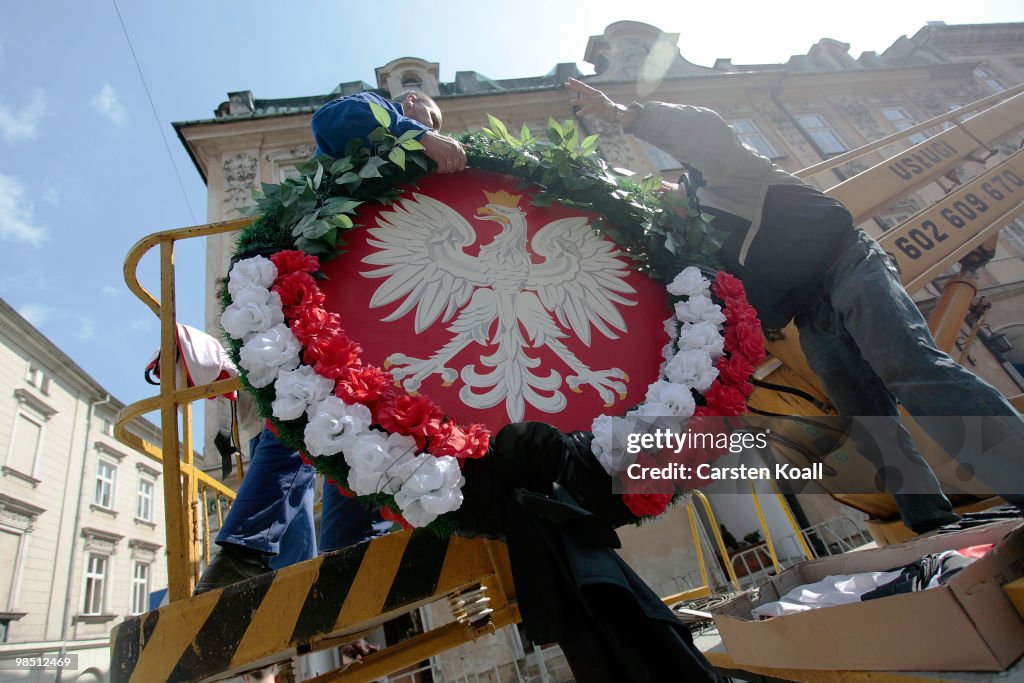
[644,380,697,417]
[238,323,302,388]
[228,256,278,297]
[677,321,725,358]
[393,455,465,527]
[673,294,725,326]
[222,286,285,341]
[666,266,709,297]
[663,317,680,341]
[345,432,419,495]
[303,396,372,457]
[271,365,335,421]
[590,414,639,474]
[664,349,719,392]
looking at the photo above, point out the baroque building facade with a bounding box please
[0,298,166,682]
[174,20,1024,681]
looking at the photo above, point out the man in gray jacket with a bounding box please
[566,78,1023,534]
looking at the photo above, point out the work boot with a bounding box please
[193,543,271,595]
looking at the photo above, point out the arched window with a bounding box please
[400,71,423,89]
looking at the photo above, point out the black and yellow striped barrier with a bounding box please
[110,530,516,683]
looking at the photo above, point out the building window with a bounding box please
[1003,218,1024,257]
[729,118,782,159]
[6,412,43,479]
[878,211,916,232]
[101,417,115,437]
[400,71,423,89]
[94,460,117,510]
[881,108,928,145]
[638,140,682,172]
[136,478,154,522]
[0,529,22,611]
[25,364,50,395]
[130,562,150,615]
[82,553,108,615]
[974,67,1006,93]
[796,114,849,155]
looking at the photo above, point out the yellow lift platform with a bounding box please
[109,84,1024,682]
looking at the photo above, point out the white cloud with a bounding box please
[101,285,122,296]
[76,318,96,340]
[91,85,127,125]
[0,89,46,142]
[17,303,53,327]
[0,175,47,245]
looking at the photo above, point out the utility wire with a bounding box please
[111,0,198,225]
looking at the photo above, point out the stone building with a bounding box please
[174,20,1024,681]
[0,298,165,682]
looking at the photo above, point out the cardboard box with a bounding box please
[712,520,1024,672]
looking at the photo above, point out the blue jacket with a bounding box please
[311,91,431,157]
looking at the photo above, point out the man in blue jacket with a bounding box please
[312,90,465,171]
[195,89,465,595]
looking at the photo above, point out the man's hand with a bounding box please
[421,131,467,174]
[566,77,625,123]
[658,181,689,219]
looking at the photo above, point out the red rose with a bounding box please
[289,307,342,346]
[728,320,766,364]
[622,493,673,518]
[712,272,747,302]
[724,301,760,327]
[703,383,748,416]
[271,250,320,276]
[429,420,491,461]
[716,355,755,389]
[273,271,325,319]
[380,505,413,530]
[305,332,362,380]
[335,365,393,405]
[376,393,444,447]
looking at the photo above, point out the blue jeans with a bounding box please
[216,429,388,566]
[796,231,1024,532]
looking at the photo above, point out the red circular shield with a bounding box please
[319,169,670,432]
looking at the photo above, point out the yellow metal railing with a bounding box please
[116,217,254,601]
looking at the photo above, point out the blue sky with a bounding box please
[1,0,1022,413]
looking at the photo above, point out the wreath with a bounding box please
[221,105,764,534]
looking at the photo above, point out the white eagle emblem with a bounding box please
[360,190,636,422]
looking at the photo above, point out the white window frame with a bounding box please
[93,459,117,510]
[880,107,929,146]
[974,67,1006,93]
[795,113,849,156]
[1002,218,1024,257]
[81,552,108,616]
[4,410,45,481]
[136,477,154,522]
[24,364,50,395]
[728,118,782,159]
[0,526,27,612]
[637,140,682,173]
[130,561,150,615]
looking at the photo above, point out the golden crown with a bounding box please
[483,190,522,208]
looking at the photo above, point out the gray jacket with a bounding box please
[629,101,804,267]
[628,102,855,329]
